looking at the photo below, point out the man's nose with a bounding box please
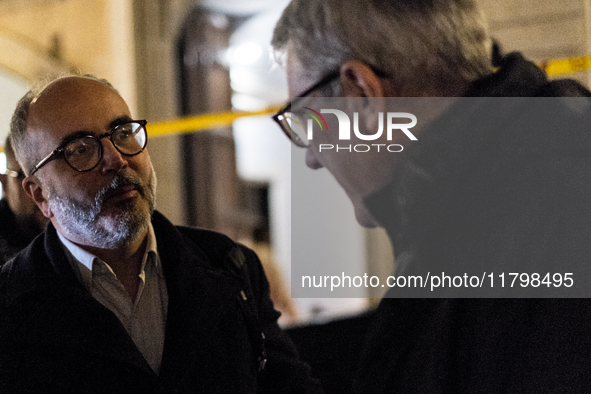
[305,148,323,170]
[100,139,127,173]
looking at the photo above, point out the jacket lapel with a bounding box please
[153,214,245,384]
[16,283,155,375]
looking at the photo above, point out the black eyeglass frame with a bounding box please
[30,119,148,176]
[272,70,341,148]
[272,66,389,147]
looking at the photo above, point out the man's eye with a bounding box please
[75,145,88,154]
[67,140,93,157]
[114,125,134,141]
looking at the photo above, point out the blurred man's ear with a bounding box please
[23,177,52,218]
[340,60,386,98]
[340,61,389,132]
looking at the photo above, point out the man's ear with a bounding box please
[23,176,52,218]
[340,60,386,98]
[340,60,388,132]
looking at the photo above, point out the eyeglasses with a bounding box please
[4,168,25,179]
[30,120,148,175]
[272,70,340,147]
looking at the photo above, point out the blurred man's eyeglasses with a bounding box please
[272,70,340,148]
[30,120,148,175]
[5,168,25,180]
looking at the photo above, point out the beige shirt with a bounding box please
[57,225,168,374]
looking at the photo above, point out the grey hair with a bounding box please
[10,72,116,176]
[272,0,492,95]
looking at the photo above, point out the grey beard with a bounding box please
[46,172,156,249]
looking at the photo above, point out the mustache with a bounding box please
[95,173,146,205]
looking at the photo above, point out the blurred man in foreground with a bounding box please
[272,0,591,392]
[0,74,321,393]
[0,134,48,265]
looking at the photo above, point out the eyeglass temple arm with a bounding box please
[30,148,61,175]
[4,169,21,178]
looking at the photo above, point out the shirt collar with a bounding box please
[57,223,162,288]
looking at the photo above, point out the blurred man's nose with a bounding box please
[305,148,323,170]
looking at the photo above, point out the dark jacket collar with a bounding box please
[363,52,590,270]
[465,52,547,97]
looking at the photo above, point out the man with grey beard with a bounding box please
[0,75,321,394]
[45,170,156,249]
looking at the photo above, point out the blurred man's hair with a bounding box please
[272,0,492,95]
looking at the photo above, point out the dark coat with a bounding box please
[354,54,591,392]
[0,199,42,266]
[0,211,322,394]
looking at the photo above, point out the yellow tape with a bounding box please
[146,56,591,139]
[0,106,282,153]
[1,53,591,153]
[541,54,591,76]
[148,106,281,138]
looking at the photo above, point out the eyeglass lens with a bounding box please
[277,111,310,147]
[63,122,147,171]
